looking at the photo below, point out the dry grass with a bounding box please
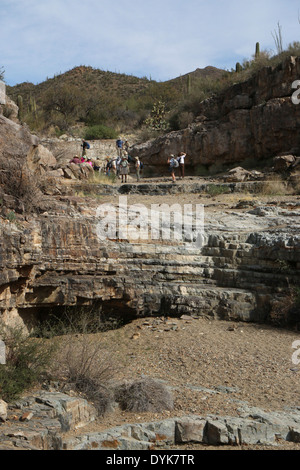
[258,176,290,196]
[114,377,174,413]
[52,334,117,416]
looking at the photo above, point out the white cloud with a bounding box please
[1,0,300,84]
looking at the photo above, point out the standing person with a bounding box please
[120,155,129,183]
[116,137,124,157]
[167,154,178,183]
[116,155,122,179]
[135,156,141,182]
[81,139,90,157]
[178,152,186,179]
[124,140,129,153]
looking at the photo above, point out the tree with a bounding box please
[43,84,82,130]
[0,67,4,81]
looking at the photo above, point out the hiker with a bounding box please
[105,157,112,175]
[86,157,93,167]
[93,159,101,172]
[69,155,81,164]
[116,137,124,157]
[111,158,117,175]
[178,152,186,179]
[120,155,129,183]
[167,154,178,183]
[81,140,90,157]
[135,156,141,182]
[116,155,122,178]
[124,140,129,153]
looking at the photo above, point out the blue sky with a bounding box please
[1,0,300,86]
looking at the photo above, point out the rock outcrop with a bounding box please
[1,390,300,450]
[0,188,299,330]
[130,56,300,175]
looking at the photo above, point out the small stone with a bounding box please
[20,411,34,422]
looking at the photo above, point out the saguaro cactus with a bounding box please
[255,42,260,59]
[17,95,23,120]
[235,62,242,73]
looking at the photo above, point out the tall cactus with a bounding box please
[255,42,260,59]
[235,62,242,73]
[17,95,23,121]
[29,95,37,120]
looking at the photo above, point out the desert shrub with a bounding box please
[114,377,174,413]
[53,334,116,416]
[0,158,44,213]
[84,124,118,140]
[32,307,122,339]
[206,184,231,197]
[269,287,300,327]
[0,324,55,402]
[89,171,117,185]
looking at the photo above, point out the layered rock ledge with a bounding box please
[0,184,299,329]
[1,390,300,450]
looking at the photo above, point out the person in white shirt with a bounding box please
[135,157,141,182]
[178,152,186,179]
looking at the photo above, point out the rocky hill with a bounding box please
[5,65,226,135]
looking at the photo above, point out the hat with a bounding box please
[135,156,139,160]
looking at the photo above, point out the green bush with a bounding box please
[0,325,55,402]
[206,184,231,197]
[84,124,118,140]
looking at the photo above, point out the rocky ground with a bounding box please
[57,313,300,450]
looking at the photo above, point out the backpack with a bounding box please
[85,142,90,149]
[172,159,179,168]
[140,162,144,170]
[121,159,128,167]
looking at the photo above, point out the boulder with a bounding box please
[0,114,39,161]
[274,155,296,172]
[27,144,57,174]
[4,96,19,123]
[224,167,252,182]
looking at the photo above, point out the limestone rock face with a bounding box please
[0,195,299,330]
[130,56,300,174]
